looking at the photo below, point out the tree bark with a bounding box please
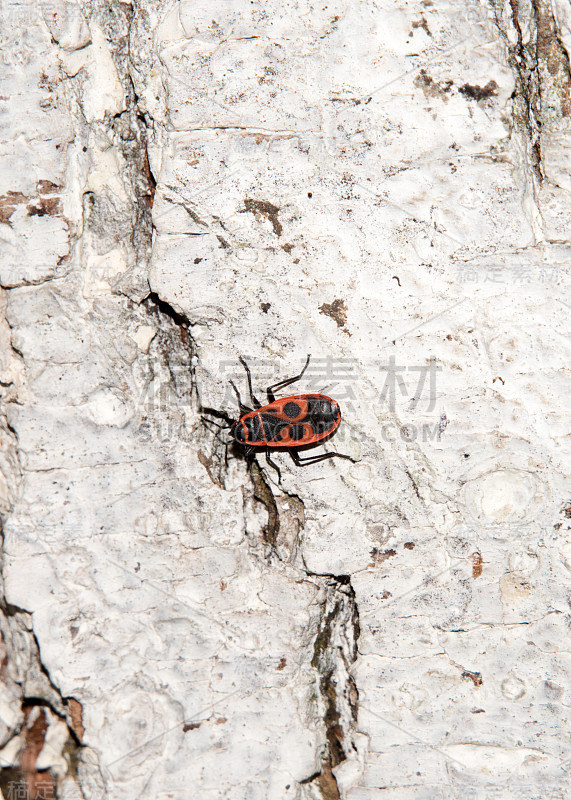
[1,0,570,798]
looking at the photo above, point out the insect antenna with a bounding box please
[200,405,234,425]
[202,417,229,431]
[200,406,235,451]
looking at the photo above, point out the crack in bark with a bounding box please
[493,0,571,187]
[0,602,86,798]
[493,0,544,182]
[306,574,360,796]
[142,291,192,331]
[142,292,197,388]
[249,461,281,549]
[534,0,571,118]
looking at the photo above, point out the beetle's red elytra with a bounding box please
[219,354,355,481]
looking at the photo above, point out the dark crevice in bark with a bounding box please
[494,0,543,182]
[0,531,86,793]
[493,0,571,185]
[232,467,361,792]
[305,574,361,796]
[249,461,281,549]
[300,759,341,800]
[248,465,306,561]
[110,100,154,267]
[142,291,197,392]
[142,291,192,331]
[137,291,199,456]
[533,0,571,118]
[140,292,200,407]
[0,607,85,798]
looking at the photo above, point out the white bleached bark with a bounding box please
[1,1,570,798]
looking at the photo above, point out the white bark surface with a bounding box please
[0,0,570,798]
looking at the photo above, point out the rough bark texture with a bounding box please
[0,0,570,798]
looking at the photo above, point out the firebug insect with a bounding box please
[204,355,355,482]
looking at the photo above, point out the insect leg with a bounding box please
[201,417,231,448]
[229,380,252,416]
[266,354,311,403]
[289,450,356,467]
[239,357,262,409]
[265,450,282,483]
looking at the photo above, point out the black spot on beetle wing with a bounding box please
[288,424,306,441]
[283,401,301,418]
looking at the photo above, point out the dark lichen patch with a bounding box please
[27,197,61,217]
[411,16,431,35]
[370,547,397,565]
[281,242,294,254]
[0,191,27,223]
[459,81,498,101]
[472,552,483,578]
[319,298,347,328]
[534,0,571,117]
[241,198,282,237]
[462,669,483,687]
[258,65,276,84]
[36,180,61,194]
[65,697,84,740]
[414,69,453,101]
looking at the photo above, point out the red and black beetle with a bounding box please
[204,355,355,482]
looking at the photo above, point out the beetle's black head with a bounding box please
[314,398,339,422]
[230,421,246,444]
